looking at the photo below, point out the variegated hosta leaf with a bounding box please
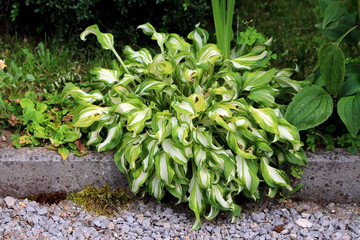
[211,86,236,101]
[148,174,165,200]
[242,68,276,91]
[171,99,196,115]
[197,164,212,189]
[113,98,144,115]
[125,143,142,170]
[165,33,191,55]
[63,83,103,104]
[155,152,175,186]
[276,118,301,144]
[286,149,307,166]
[193,145,207,167]
[86,123,103,146]
[249,107,279,134]
[126,107,152,133]
[230,50,270,70]
[204,205,220,220]
[114,149,127,174]
[226,132,257,159]
[137,23,168,52]
[135,79,168,95]
[248,86,276,107]
[192,128,220,150]
[174,162,189,184]
[129,167,149,194]
[151,111,172,142]
[209,149,233,171]
[90,67,120,85]
[208,184,231,211]
[189,93,208,113]
[162,139,188,165]
[142,139,159,171]
[124,46,153,65]
[208,110,234,132]
[188,174,207,230]
[166,180,187,201]
[74,106,110,128]
[221,71,242,99]
[260,158,290,189]
[187,25,209,52]
[149,61,173,75]
[197,44,222,66]
[172,122,191,146]
[80,24,114,50]
[235,155,259,194]
[97,121,123,152]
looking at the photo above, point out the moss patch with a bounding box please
[67,185,132,216]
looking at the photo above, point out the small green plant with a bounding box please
[285,0,359,151]
[67,185,132,216]
[64,23,306,229]
[10,92,85,159]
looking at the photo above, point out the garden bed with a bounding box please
[0,147,359,203]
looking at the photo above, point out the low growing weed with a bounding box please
[63,23,307,229]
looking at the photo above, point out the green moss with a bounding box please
[67,185,132,216]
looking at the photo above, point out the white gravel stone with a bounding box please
[4,196,16,208]
[295,218,313,228]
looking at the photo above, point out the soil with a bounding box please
[0,129,13,148]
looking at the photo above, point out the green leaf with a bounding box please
[230,50,270,70]
[129,167,149,194]
[318,43,345,97]
[137,23,168,51]
[322,2,346,29]
[197,44,222,65]
[337,93,360,137]
[124,46,153,65]
[126,107,152,133]
[339,76,360,97]
[248,86,276,107]
[80,24,114,50]
[285,85,333,130]
[74,106,110,128]
[197,164,212,189]
[171,99,196,115]
[236,155,259,194]
[187,25,209,52]
[58,146,70,160]
[97,122,123,152]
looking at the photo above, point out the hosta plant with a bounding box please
[63,23,307,229]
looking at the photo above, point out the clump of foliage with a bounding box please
[285,0,360,153]
[67,185,132,216]
[9,92,86,159]
[63,23,306,229]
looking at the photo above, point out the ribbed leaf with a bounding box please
[285,85,333,130]
[319,43,345,97]
[337,93,360,137]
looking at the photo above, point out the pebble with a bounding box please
[295,218,313,228]
[0,197,358,240]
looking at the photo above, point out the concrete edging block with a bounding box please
[0,147,359,203]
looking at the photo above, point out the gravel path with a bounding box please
[1,196,359,240]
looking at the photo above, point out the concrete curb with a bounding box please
[0,147,359,203]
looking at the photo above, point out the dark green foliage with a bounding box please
[0,0,212,48]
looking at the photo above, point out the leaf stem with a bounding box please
[111,48,130,75]
[335,25,359,47]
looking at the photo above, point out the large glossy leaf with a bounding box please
[318,43,345,97]
[242,69,276,91]
[249,107,279,134]
[337,93,360,137]
[285,85,333,130]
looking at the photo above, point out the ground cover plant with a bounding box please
[63,21,307,229]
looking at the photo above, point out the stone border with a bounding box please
[0,147,359,203]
